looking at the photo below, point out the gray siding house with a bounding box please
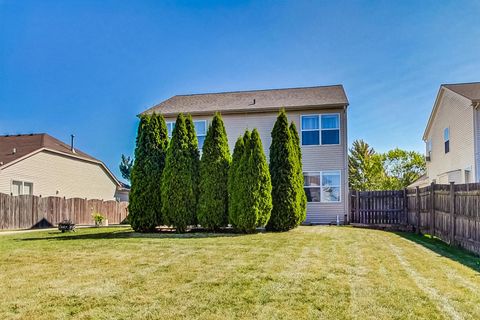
[422,82,480,185]
[143,85,350,224]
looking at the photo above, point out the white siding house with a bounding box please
[0,134,126,200]
[422,82,480,185]
[143,85,350,224]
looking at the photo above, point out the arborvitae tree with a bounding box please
[290,121,307,225]
[266,110,303,231]
[185,114,200,225]
[198,113,231,230]
[129,113,168,232]
[161,114,196,232]
[228,135,246,228]
[250,129,273,227]
[231,129,272,232]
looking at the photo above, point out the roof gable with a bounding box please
[0,134,95,166]
[423,83,480,140]
[443,82,480,103]
[142,85,349,116]
[0,134,120,187]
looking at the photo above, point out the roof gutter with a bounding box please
[0,148,122,187]
[141,103,349,118]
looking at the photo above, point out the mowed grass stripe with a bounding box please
[347,229,442,320]
[0,226,479,319]
[391,237,480,320]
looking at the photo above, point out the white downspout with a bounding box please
[474,102,480,182]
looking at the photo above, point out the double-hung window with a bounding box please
[444,127,450,154]
[166,120,208,149]
[303,171,341,203]
[321,171,341,202]
[301,114,340,145]
[303,172,321,202]
[167,122,175,138]
[11,180,33,196]
[194,120,207,149]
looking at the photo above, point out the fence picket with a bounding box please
[352,183,480,255]
[0,192,128,230]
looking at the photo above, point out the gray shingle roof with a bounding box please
[443,82,480,102]
[142,85,349,116]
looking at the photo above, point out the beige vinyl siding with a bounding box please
[0,150,118,200]
[164,107,348,224]
[475,109,480,181]
[425,88,475,184]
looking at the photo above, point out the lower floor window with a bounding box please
[11,180,33,196]
[303,171,341,203]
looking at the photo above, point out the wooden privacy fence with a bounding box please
[350,190,407,225]
[0,193,129,230]
[350,183,480,255]
[406,182,480,255]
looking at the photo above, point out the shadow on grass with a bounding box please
[18,227,250,241]
[395,231,480,273]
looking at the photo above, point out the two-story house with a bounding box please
[423,82,480,185]
[142,85,350,224]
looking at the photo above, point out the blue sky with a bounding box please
[1,0,480,182]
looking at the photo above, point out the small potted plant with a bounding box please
[92,212,108,227]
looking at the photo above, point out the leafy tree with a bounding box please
[198,113,231,230]
[161,114,196,232]
[266,110,304,231]
[228,134,246,227]
[349,140,426,191]
[348,140,385,191]
[129,113,168,232]
[185,114,200,224]
[119,154,133,182]
[380,148,426,189]
[231,129,272,232]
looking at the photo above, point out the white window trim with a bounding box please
[166,122,175,138]
[11,180,34,196]
[444,127,450,154]
[166,120,208,148]
[195,119,208,139]
[303,171,322,203]
[300,113,341,146]
[303,170,341,203]
[320,170,341,203]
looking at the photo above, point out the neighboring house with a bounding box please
[0,133,126,200]
[423,82,480,185]
[142,85,350,224]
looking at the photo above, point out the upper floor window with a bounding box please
[444,127,450,154]
[11,180,33,196]
[166,120,207,149]
[194,120,207,149]
[426,139,432,161]
[301,114,340,146]
[167,122,175,138]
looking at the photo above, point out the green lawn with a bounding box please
[1,226,480,320]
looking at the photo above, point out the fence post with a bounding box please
[450,181,456,245]
[403,188,408,225]
[355,190,360,223]
[416,186,421,234]
[430,182,435,236]
[347,191,352,224]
